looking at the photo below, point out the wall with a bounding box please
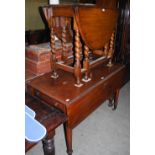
[25,0,75,31]
[25,0,95,31]
[25,0,48,31]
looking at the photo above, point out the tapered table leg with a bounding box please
[63,123,73,155]
[108,98,114,107]
[113,89,120,110]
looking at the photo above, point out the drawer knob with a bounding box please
[54,102,59,106]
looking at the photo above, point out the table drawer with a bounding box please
[27,86,66,113]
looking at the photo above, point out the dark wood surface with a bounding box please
[75,7,118,50]
[42,4,118,50]
[96,0,119,9]
[27,64,125,107]
[25,93,67,153]
[27,63,127,154]
[25,29,50,45]
[120,0,130,65]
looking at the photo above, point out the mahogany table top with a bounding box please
[27,63,125,106]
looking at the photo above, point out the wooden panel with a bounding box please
[27,85,67,113]
[67,65,126,128]
[75,7,118,50]
[67,82,112,128]
[42,5,74,22]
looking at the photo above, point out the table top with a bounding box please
[27,63,125,106]
[42,5,118,50]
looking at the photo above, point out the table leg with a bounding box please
[113,89,120,110]
[42,131,55,155]
[108,96,114,107]
[63,123,73,155]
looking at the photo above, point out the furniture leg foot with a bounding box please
[112,107,116,110]
[108,98,113,107]
[82,77,91,83]
[67,149,73,155]
[42,137,55,155]
[63,123,73,155]
[51,71,59,79]
[113,89,120,110]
